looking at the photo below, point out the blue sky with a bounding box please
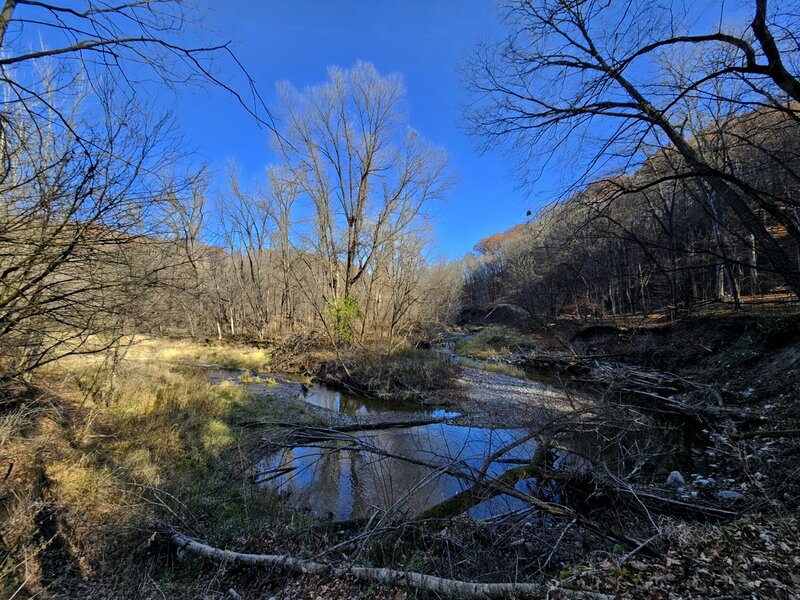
[173,0,539,259]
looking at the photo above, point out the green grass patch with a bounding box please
[460,358,529,379]
[455,325,539,359]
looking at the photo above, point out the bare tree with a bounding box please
[267,166,300,333]
[0,1,270,376]
[0,0,272,138]
[0,87,187,377]
[276,61,450,342]
[467,0,800,298]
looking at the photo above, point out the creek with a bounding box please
[208,367,579,521]
[209,349,709,522]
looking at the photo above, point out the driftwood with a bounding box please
[583,361,734,417]
[523,352,587,371]
[239,418,446,431]
[618,488,739,520]
[410,458,664,556]
[518,352,731,417]
[170,532,614,600]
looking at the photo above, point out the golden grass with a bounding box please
[0,339,312,593]
[125,336,272,371]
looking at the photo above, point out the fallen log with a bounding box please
[239,418,446,431]
[267,428,640,554]
[414,462,564,522]
[620,489,739,520]
[417,439,552,521]
[587,361,728,414]
[170,532,614,600]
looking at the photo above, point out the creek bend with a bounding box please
[207,360,707,523]
[207,366,586,521]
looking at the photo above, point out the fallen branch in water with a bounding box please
[239,418,446,431]
[170,532,614,599]
[416,438,552,521]
[272,430,650,552]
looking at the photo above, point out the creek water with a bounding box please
[209,367,579,522]
[297,381,457,419]
[256,422,584,521]
[207,366,573,521]
[209,358,705,522]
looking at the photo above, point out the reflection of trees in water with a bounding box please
[265,425,543,520]
[301,384,421,416]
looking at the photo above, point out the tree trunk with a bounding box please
[0,0,17,48]
[605,64,800,300]
[170,533,613,600]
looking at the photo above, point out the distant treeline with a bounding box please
[0,58,460,380]
[464,106,800,319]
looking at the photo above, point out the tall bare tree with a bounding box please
[276,61,450,341]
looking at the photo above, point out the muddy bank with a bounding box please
[564,313,800,403]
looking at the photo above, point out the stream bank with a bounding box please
[117,317,800,599]
[5,322,797,600]
[183,313,800,598]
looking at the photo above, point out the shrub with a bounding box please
[324,296,363,343]
[318,348,460,400]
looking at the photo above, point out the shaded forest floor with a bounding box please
[1,310,799,599]
[454,307,800,598]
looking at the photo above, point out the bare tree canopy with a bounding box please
[0,0,273,133]
[273,61,452,343]
[467,0,800,298]
[0,1,271,376]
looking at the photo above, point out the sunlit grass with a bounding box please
[126,336,272,371]
[455,325,540,359]
[0,346,311,591]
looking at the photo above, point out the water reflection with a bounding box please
[258,423,579,521]
[300,383,421,415]
[208,365,576,520]
[208,368,459,417]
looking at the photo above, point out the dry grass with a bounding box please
[459,357,529,379]
[0,341,308,597]
[455,325,540,360]
[125,336,272,371]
